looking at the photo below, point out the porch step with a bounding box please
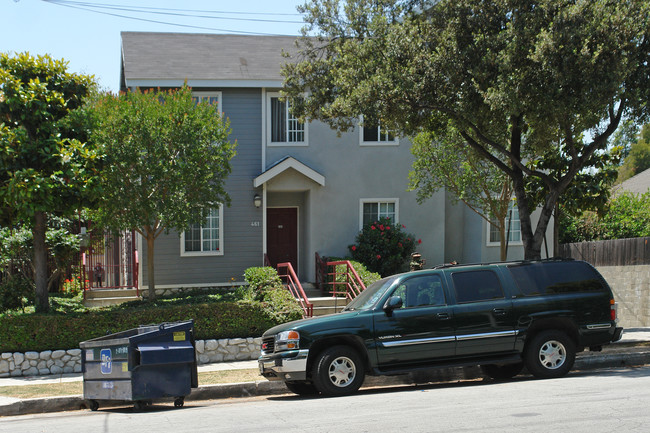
[306,296,350,316]
[83,288,141,308]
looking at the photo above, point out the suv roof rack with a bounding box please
[430,256,573,270]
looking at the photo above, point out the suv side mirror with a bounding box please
[383,296,403,316]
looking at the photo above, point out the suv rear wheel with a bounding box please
[312,345,365,397]
[525,330,576,379]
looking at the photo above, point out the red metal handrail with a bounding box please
[327,260,366,301]
[277,262,314,318]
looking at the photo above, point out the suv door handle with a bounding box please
[492,308,507,316]
[437,312,450,320]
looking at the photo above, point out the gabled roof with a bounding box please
[121,32,299,89]
[614,168,650,195]
[254,157,325,188]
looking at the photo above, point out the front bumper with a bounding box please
[258,349,309,382]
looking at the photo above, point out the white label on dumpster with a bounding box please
[100,348,112,374]
[86,350,94,361]
[102,381,114,389]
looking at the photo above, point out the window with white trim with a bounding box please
[487,203,522,245]
[360,118,398,145]
[191,92,222,114]
[267,93,306,145]
[181,206,224,256]
[360,199,398,228]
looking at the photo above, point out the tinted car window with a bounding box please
[452,270,504,303]
[508,261,605,296]
[392,274,445,308]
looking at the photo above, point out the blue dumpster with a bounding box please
[80,320,198,411]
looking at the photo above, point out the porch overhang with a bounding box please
[254,156,325,188]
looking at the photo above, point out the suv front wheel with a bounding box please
[525,330,576,379]
[312,345,365,397]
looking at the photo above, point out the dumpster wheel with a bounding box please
[174,397,185,408]
[88,400,99,411]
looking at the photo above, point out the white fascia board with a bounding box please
[125,79,284,88]
[254,157,325,188]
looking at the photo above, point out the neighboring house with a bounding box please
[614,167,650,196]
[120,32,552,291]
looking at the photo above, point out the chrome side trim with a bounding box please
[586,323,613,330]
[381,336,456,348]
[456,330,518,341]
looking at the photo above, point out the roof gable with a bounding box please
[121,32,299,88]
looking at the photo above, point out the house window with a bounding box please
[487,202,522,245]
[360,118,398,146]
[181,206,224,256]
[360,199,398,227]
[268,92,306,145]
[192,92,222,114]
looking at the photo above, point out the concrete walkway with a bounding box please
[1,329,649,417]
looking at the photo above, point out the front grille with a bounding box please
[261,336,275,354]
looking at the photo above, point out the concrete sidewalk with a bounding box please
[1,329,649,417]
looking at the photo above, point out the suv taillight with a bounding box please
[610,299,617,321]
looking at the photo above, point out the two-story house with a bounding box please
[119,31,551,293]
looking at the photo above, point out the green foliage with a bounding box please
[560,191,650,243]
[285,0,650,259]
[0,52,101,312]
[243,267,303,323]
[618,124,650,183]
[89,85,236,298]
[349,218,418,277]
[334,260,381,288]
[0,219,81,292]
[410,130,513,259]
[0,301,276,353]
[0,275,34,313]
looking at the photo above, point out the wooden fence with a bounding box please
[558,237,650,266]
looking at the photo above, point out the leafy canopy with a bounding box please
[283,0,650,259]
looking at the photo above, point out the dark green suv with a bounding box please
[259,259,623,396]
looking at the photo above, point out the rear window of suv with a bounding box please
[507,261,606,296]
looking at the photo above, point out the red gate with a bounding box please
[81,230,138,295]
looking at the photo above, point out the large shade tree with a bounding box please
[90,86,236,299]
[0,52,101,313]
[283,0,650,259]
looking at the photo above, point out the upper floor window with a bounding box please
[360,118,398,146]
[268,92,307,146]
[192,92,222,114]
[360,199,398,228]
[487,202,522,245]
[181,206,224,256]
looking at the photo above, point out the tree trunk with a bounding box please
[32,211,49,313]
[499,225,507,261]
[146,232,157,301]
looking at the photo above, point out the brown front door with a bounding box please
[267,208,298,272]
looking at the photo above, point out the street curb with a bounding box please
[3,349,650,417]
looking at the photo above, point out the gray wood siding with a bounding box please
[141,88,264,287]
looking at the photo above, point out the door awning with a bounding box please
[254,156,325,188]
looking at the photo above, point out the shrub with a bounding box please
[0,301,277,353]
[349,217,420,277]
[243,266,303,323]
[332,259,381,288]
[0,274,34,313]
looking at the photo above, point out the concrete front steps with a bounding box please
[83,288,141,308]
[309,296,350,316]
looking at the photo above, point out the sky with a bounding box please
[1,0,306,92]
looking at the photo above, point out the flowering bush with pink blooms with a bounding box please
[348,217,420,277]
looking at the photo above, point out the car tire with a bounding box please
[525,330,576,379]
[311,345,365,397]
[285,381,320,396]
[480,362,524,380]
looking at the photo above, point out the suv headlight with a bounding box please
[275,330,300,351]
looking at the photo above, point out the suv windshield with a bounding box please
[343,277,395,311]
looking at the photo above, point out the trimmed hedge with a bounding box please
[0,301,276,353]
